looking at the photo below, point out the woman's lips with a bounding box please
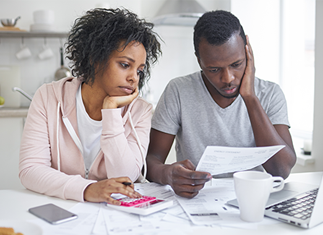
[119,86,134,95]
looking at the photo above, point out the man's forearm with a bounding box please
[242,95,296,178]
[146,156,170,185]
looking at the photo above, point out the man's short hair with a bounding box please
[194,10,246,58]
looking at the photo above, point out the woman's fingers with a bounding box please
[84,177,141,203]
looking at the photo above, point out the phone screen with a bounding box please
[28,203,78,225]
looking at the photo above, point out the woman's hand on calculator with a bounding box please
[83,177,142,204]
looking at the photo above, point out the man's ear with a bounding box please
[195,51,202,68]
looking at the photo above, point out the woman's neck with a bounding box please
[81,83,105,121]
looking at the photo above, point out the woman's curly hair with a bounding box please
[66,8,161,90]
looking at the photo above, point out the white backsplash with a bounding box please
[0,37,68,107]
[0,0,229,107]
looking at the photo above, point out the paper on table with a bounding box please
[176,179,269,229]
[176,184,237,226]
[101,203,185,235]
[196,145,285,175]
[92,205,108,234]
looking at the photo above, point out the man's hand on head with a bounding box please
[239,35,256,99]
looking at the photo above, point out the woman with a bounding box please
[19,8,161,204]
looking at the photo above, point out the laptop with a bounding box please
[227,173,323,228]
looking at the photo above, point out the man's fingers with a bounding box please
[173,176,210,186]
[176,190,200,199]
[174,165,211,181]
[179,159,196,170]
[167,161,212,199]
[174,181,205,192]
[174,160,212,180]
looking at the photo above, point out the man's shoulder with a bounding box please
[254,77,280,93]
[255,77,277,86]
[170,71,200,83]
[167,71,202,89]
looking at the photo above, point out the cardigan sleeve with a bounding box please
[100,99,153,181]
[19,85,96,202]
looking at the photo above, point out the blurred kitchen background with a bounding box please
[1,0,323,189]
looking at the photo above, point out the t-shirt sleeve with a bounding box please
[151,80,181,135]
[266,84,290,127]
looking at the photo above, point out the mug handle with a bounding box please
[271,176,285,193]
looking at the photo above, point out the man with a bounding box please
[146,10,296,198]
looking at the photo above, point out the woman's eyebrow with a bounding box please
[118,56,146,67]
[117,56,135,62]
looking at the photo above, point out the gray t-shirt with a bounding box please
[152,71,289,177]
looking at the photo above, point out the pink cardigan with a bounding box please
[19,77,152,202]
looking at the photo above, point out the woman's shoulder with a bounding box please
[126,97,153,120]
[132,97,153,111]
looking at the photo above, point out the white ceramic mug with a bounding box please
[16,46,32,60]
[233,171,284,222]
[38,46,53,60]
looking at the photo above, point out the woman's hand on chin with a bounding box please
[102,87,139,109]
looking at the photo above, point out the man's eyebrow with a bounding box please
[205,59,245,69]
[231,59,244,64]
[206,65,220,69]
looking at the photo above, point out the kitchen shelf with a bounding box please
[0,107,29,118]
[0,31,68,38]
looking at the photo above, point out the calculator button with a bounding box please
[117,196,157,207]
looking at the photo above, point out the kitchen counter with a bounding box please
[0,107,28,117]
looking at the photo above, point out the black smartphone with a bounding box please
[28,203,78,225]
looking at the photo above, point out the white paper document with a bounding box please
[176,181,239,226]
[177,179,277,229]
[196,145,285,175]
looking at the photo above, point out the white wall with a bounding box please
[312,0,323,171]
[231,0,281,85]
[0,0,228,107]
[142,0,230,106]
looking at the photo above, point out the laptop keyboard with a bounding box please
[268,188,318,220]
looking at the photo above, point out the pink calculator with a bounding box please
[107,195,173,215]
[118,196,158,207]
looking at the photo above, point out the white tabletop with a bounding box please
[1,172,323,235]
[0,189,76,221]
